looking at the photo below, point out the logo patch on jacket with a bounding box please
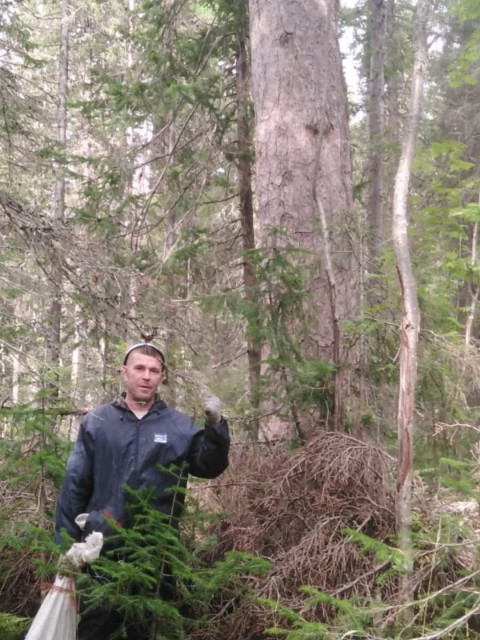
[154,433,167,443]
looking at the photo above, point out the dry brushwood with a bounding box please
[0,479,56,618]
[192,431,398,639]
[196,430,480,640]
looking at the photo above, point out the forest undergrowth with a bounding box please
[197,430,480,639]
[1,429,479,639]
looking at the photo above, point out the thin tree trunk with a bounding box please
[47,0,69,397]
[392,0,428,614]
[165,124,178,409]
[71,304,82,401]
[386,0,400,142]
[312,146,342,431]
[236,0,261,438]
[367,0,386,260]
[465,201,480,346]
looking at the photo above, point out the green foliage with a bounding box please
[262,588,380,639]
[258,510,480,639]
[0,613,30,640]
[203,240,339,427]
[5,0,480,635]
[343,528,405,574]
[0,405,72,489]
[0,402,73,606]
[73,486,271,639]
[290,358,336,407]
[263,601,330,639]
[438,457,480,501]
[448,0,480,87]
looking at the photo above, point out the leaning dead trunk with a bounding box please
[392,0,428,612]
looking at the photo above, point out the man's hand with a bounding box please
[58,531,104,574]
[204,394,222,426]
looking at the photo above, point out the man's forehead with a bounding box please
[126,351,163,367]
[123,342,165,365]
[123,342,165,364]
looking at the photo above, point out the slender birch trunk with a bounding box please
[392,0,428,612]
[465,203,480,346]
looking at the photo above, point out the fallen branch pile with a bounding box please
[196,431,397,639]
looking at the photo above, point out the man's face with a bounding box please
[121,351,164,406]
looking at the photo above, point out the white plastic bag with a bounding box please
[25,574,77,640]
[26,514,104,640]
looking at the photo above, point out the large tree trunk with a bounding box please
[392,0,428,614]
[248,0,357,434]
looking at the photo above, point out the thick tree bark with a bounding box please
[392,0,428,613]
[248,0,357,434]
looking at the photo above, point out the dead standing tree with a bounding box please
[392,0,428,612]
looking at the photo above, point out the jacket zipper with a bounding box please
[132,416,141,489]
[131,408,152,489]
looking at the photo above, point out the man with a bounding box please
[55,342,230,639]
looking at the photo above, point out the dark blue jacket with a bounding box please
[55,394,230,543]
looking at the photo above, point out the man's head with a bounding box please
[123,342,166,370]
[121,343,166,408]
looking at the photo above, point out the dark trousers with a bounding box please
[78,603,149,640]
[77,566,152,640]
[78,606,123,640]
[77,549,176,639]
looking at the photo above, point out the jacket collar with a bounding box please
[112,392,167,413]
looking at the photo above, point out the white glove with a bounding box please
[204,394,222,426]
[64,531,104,568]
[57,513,104,573]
